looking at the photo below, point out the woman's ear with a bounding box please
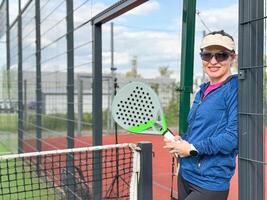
[230,54,236,65]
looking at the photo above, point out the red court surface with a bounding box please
[24,128,267,200]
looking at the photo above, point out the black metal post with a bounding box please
[138,142,153,200]
[18,0,24,154]
[110,22,116,135]
[35,0,42,152]
[35,0,42,177]
[6,0,10,70]
[179,0,196,134]
[238,0,264,199]
[77,78,83,136]
[6,0,11,104]
[92,22,102,200]
[66,0,75,199]
[23,79,27,128]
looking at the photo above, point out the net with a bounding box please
[0,143,140,200]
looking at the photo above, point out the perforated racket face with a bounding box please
[112,82,166,134]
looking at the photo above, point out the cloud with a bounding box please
[124,0,160,16]
[196,4,238,35]
[100,24,181,78]
[73,1,159,25]
[74,2,107,24]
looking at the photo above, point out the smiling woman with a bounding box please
[164,30,238,200]
[199,31,236,84]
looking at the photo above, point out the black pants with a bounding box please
[178,174,229,200]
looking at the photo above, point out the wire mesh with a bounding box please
[0,8,178,200]
[0,143,136,200]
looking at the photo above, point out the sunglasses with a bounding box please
[200,51,233,62]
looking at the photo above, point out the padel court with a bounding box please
[0,0,266,200]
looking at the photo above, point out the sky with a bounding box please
[0,0,239,80]
[104,0,238,78]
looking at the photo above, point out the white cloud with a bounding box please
[100,25,181,79]
[8,1,19,23]
[103,51,130,65]
[73,1,160,25]
[74,2,107,24]
[125,0,160,16]
[196,4,238,34]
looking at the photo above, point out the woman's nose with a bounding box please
[209,55,218,64]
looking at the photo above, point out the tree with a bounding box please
[163,94,179,127]
[159,65,172,77]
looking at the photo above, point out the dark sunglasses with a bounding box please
[200,51,233,62]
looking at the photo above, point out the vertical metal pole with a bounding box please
[18,0,24,153]
[35,0,42,177]
[6,0,11,104]
[110,22,115,135]
[179,0,196,134]
[107,78,111,134]
[138,142,153,200]
[238,0,264,199]
[6,0,10,71]
[35,0,42,152]
[77,77,83,136]
[66,0,75,199]
[92,22,102,200]
[66,0,74,152]
[23,79,27,128]
[42,93,46,114]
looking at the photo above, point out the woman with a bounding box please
[164,30,238,200]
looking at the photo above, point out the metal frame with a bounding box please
[238,0,264,199]
[91,1,148,199]
[18,0,23,153]
[5,0,11,104]
[65,0,76,199]
[138,142,153,200]
[35,0,42,176]
[178,0,196,133]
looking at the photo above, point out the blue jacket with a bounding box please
[180,74,238,191]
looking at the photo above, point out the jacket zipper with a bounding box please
[190,76,235,169]
[189,83,225,137]
[189,86,225,168]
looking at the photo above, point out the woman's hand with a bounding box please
[163,138,191,157]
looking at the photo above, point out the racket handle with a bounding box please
[163,129,178,142]
[163,129,183,158]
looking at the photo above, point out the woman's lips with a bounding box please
[208,66,221,72]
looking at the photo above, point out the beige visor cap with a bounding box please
[200,33,235,51]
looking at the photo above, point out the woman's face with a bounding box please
[201,45,236,84]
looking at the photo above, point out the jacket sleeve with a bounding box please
[193,87,238,155]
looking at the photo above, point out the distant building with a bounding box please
[0,71,177,114]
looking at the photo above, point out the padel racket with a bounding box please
[112,81,175,141]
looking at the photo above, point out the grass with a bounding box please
[0,132,18,154]
[0,114,17,132]
[0,143,9,153]
[0,131,60,199]
[0,158,59,199]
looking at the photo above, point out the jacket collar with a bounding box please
[199,74,237,93]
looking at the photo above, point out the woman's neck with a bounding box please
[209,73,232,85]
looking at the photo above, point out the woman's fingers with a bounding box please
[174,135,181,140]
[163,143,174,150]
